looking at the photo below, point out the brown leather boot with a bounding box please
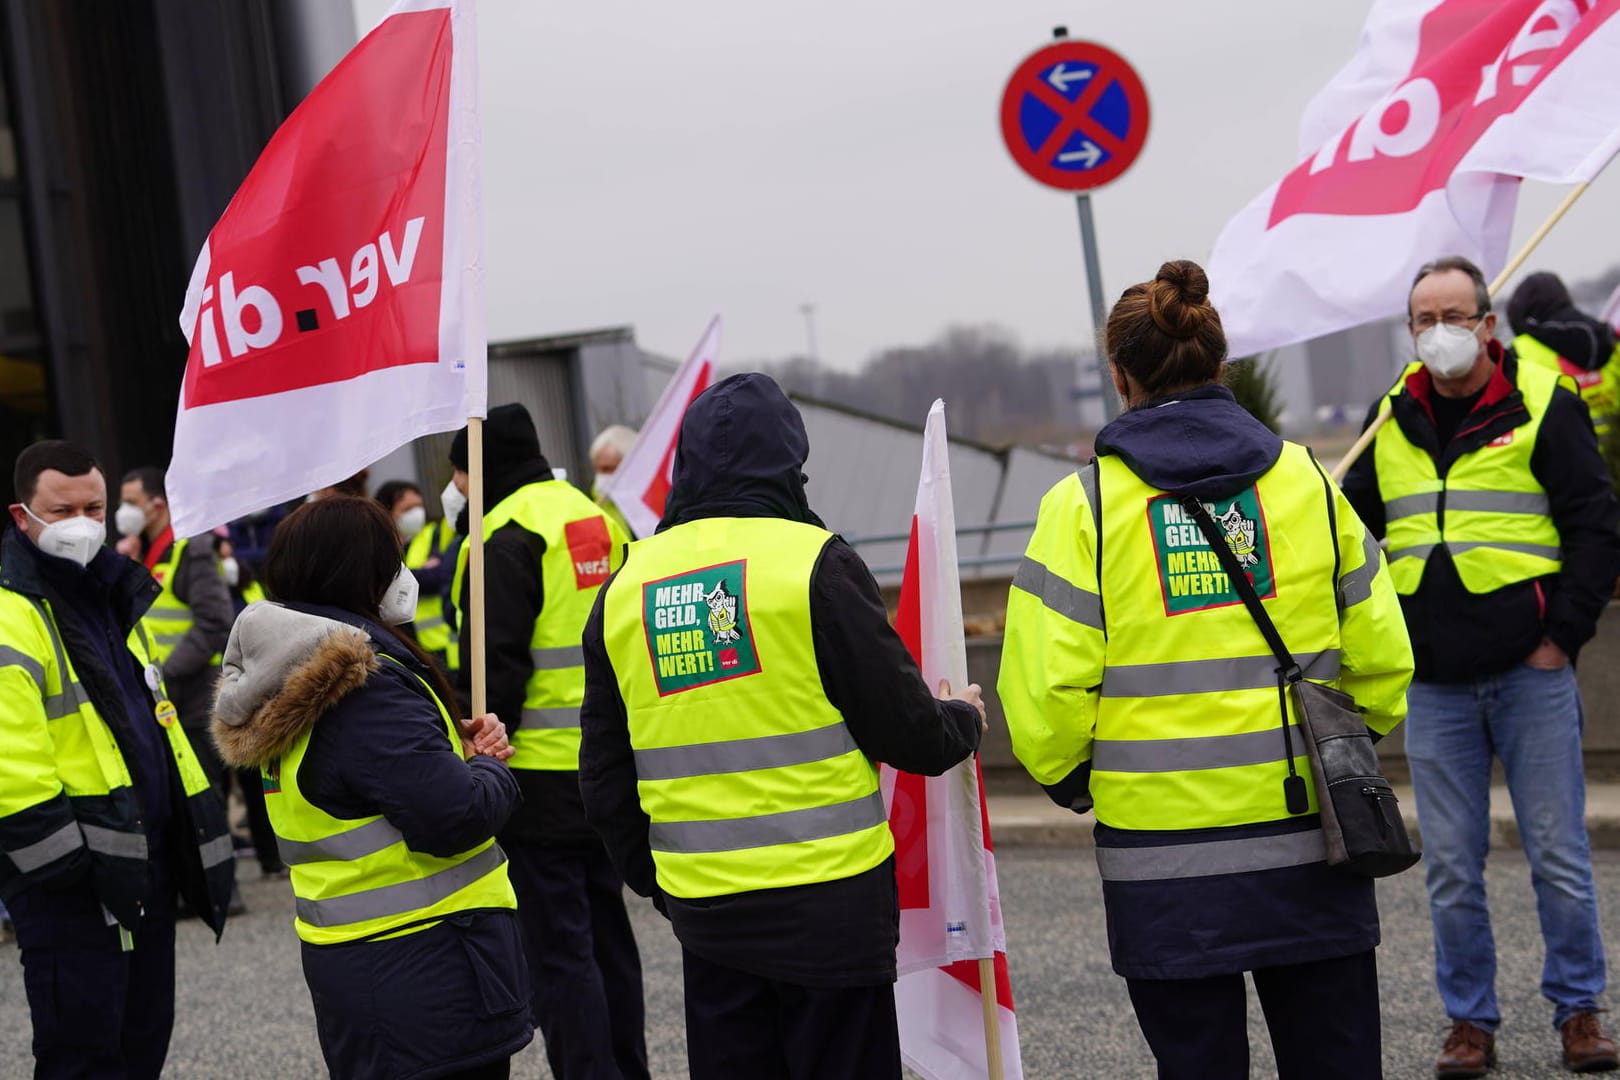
[1562,1011,1619,1073]
[1437,1021,1496,1078]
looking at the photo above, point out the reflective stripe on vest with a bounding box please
[265,655,516,945]
[451,481,626,772]
[1096,827,1326,882]
[601,517,894,899]
[1516,332,1620,437]
[1080,446,1345,832]
[1374,360,1565,595]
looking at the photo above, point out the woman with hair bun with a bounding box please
[999,261,1415,1078]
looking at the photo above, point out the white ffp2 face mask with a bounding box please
[439,480,467,525]
[22,505,107,568]
[221,557,241,588]
[395,506,427,541]
[1415,323,1482,380]
[379,563,420,625]
[114,502,146,538]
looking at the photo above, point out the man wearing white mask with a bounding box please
[1,440,234,1078]
[117,468,234,792]
[1343,256,1620,1077]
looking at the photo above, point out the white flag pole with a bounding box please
[467,416,487,716]
[1330,178,1597,483]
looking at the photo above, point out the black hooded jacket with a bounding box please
[1342,346,1620,682]
[448,404,594,848]
[578,374,983,987]
[1507,271,1618,372]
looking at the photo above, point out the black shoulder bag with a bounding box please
[1180,495,1420,879]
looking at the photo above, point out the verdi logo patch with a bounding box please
[1148,488,1276,615]
[642,560,761,695]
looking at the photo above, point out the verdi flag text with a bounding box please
[883,400,1022,1080]
[1209,0,1620,360]
[167,0,484,537]
[606,317,720,539]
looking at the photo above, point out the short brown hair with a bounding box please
[1410,255,1491,315]
[14,441,103,505]
[1104,260,1227,398]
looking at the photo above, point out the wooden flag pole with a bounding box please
[467,415,488,717]
[1330,180,1594,483]
[979,955,1005,1080]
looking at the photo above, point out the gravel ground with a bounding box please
[0,849,1614,1078]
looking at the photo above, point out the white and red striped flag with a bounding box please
[883,400,1022,1080]
[1209,0,1620,360]
[167,0,484,536]
[604,317,719,539]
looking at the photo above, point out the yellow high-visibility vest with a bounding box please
[0,588,231,928]
[452,481,627,771]
[1000,443,1411,859]
[1375,360,1566,595]
[264,655,516,946]
[600,517,893,899]
[133,537,220,666]
[405,520,459,670]
[1515,332,1620,438]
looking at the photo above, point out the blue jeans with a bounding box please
[1406,664,1607,1031]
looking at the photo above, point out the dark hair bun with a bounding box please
[1147,259,1213,340]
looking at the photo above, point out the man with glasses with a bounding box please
[1343,256,1620,1077]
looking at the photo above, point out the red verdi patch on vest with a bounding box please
[565,517,613,589]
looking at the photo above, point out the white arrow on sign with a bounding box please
[1057,141,1103,168]
[1046,63,1092,93]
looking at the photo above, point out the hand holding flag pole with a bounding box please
[1331,178,1600,484]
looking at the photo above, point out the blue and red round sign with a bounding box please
[999,40,1151,192]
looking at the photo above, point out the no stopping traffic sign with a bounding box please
[999,40,1151,192]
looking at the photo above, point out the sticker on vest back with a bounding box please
[565,517,613,589]
[642,559,761,695]
[262,760,282,794]
[1148,488,1276,615]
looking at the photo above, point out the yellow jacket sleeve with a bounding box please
[1329,481,1413,736]
[998,472,1105,810]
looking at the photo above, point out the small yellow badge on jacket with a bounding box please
[154,699,178,727]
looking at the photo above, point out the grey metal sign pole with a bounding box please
[1050,25,1118,425]
[1074,190,1116,422]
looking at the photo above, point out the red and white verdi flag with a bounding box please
[604,317,719,539]
[1209,0,1620,360]
[883,400,1022,1080]
[167,0,484,537]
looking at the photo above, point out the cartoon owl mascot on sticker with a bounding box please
[705,581,742,645]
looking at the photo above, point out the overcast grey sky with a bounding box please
[353,0,1620,370]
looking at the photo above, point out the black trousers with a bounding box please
[681,946,901,1080]
[235,767,283,874]
[505,842,649,1080]
[1126,949,1382,1080]
[8,870,178,1079]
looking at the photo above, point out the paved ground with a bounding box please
[1,849,1615,1078]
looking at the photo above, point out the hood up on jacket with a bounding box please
[1094,383,1284,502]
[1507,271,1617,371]
[657,372,825,531]
[211,602,378,770]
[447,402,555,533]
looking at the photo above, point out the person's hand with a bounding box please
[1526,638,1569,671]
[939,679,989,734]
[115,535,140,558]
[423,557,441,570]
[457,713,514,761]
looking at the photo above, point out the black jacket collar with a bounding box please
[1,525,160,629]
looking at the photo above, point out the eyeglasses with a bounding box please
[1409,311,1486,332]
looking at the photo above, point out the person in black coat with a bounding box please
[578,374,986,1079]
[212,497,531,1080]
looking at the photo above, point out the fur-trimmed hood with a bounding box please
[212,602,379,769]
